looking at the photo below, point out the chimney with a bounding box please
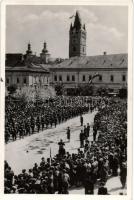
[103,51,107,55]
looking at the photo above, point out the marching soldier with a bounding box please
[80,130,85,148]
[36,116,40,132]
[80,115,83,126]
[86,123,90,138]
[58,139,65,157]
[66,127,70,142]
[41,115,45,131]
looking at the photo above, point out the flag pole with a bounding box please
[50,147,52,166]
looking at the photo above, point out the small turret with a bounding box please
[26,42,32,55]
[42,42,48,53]
[40,41,50,64]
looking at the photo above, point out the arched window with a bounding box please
[99,75,102,81]
[73,46,76,52]
[23,77,26,84]
[83,75,86,82]
[72,75,75,81]
[59,75,62,81]
[110,75,114,82]
[67,75,70,82]
[6,78,9,84]
[54,75,57,81]
[122,75,126,82]
[17,77,19,83]
[89,75,92,81]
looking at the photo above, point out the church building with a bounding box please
[5,10,128,96]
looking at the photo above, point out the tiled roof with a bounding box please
[50,53,127,69]
[6,63,50,73]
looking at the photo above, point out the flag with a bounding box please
[69,15,74,19]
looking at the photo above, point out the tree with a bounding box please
[55,82,64,96]
[119,88,127,98]
[77,84,94,96]
[97,87,108,96]
[7,84,17,95]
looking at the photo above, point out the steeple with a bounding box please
[26,42,32,55]
[40,41,50,64]
[74,10,82,30]
[42,41,48,53]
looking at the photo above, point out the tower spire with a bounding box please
[74,10,81,30]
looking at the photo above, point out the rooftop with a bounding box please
[50,53,127,69]
[6,63,50,73]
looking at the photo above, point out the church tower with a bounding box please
[40,41,50,64]
[69,11,86,58]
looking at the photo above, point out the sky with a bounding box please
[6,5,128,58]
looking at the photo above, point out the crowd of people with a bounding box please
[5,97,127,194]
[5,96,97,143]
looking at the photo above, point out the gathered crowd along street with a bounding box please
[5,96,97,143]
[5,96,127,194]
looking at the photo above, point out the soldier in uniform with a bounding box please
[79,130,85,148]
[80,115,83,126]
[36,116,40,133]
[58,139,65,157]
[120,161,127,188]
[66,127,70,142]
[86,123,90,138]
[41,115,45,131]
[93,125,97,141]
[84,125,87,140]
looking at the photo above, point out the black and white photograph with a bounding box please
[1,0,132,197]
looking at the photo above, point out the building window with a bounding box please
[59,75,62,82]
[99,75,102,81]
[110,75,114,82]
[67,75,70,82]
[6,78,9,84]
[83,75,86,82]
[72,75,75,81]
[17,78,19,84]
[54,75,57,81]
[89,75,92,81]
[73,46,76,52]
[23,77,26,84]
[122,75,126,82]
